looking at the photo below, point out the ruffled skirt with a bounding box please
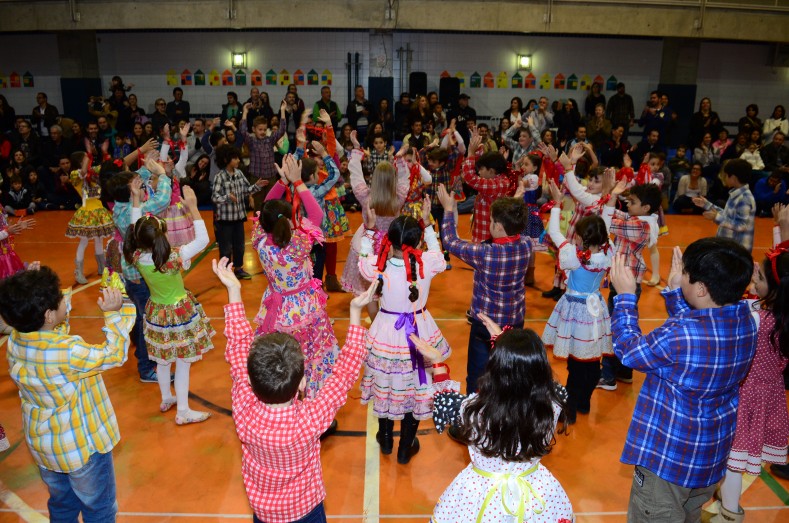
[543,291,612,361]
[143,290,215,364]
[162,202,195,247]
[321,198,349,243]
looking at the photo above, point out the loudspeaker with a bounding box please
[409,72,427,99]
[439,77,460,110]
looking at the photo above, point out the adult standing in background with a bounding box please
[31,92,58,139]
[447,93,476,147]
[166,87,190,126]
[688,97,723,149]
[221,91,242,123]
[393,92,412,141]
[287,84,306,113]
[763,105,788,145]
[376,98,394,141]
[244,88,274,129]
[584,82,606,117]
[528,96,554,134]
[312,86,342,129]
[346,85,373,137]
[503,97,524,124]
[638,91,671,146]
[606,83,635,140]
[738,104,762,136]
[586,103,612,153]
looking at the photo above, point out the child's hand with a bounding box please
[622,153,632,169]
[477,313,502,337]
[318,109,332,126]
[702,209,717,221]
[27,261,41,271]
[130,176,143,201]
[98,287,124,312]
[145,155,165,176]
[468,132,482,155]
[212,257,241,291]
[283,154,303,184]
[421,195,432,223]
[692,196,708,209]
[255,178,269,187]
[179,122,191,140]
[570,143,585,164]
[667,246,684,290]
[364,200,377,229]
[409,334,443,363]
[436,184,456,211]
[500,147,509,161]
[611,178,628,196]
[243,102,252,113]
[609,254,637,295]
[350,130,361,150]
[280,100,287,113]
[547,179,563,203]
[182,185,198,210]
[311,140,327,158]
[396,141,409,158]
[350,280,378,326]
[558,152,572,172]
[228,193,238,203]
[8,217,35,234]
[140,138,159,155]
[513,177,528,200]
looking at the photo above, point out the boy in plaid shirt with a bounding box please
[240,100,287,192]
[609,238,756,523]
[213,257,377,523]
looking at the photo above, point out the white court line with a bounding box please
[0,480,48,523]
[363,404,380,523]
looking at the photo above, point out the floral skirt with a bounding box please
[321,198,350,243]
[143,290,215,364]
[162,202,195,247]
[66,207,115,239]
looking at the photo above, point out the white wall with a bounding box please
[0,34,62,114]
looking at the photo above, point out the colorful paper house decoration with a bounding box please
[208,69,221,86]
[293,69,304,86]
[580,74,592,91]
[496,72,508,89]
[566,74,578,90]
[511,72,523,89]
[235,70,247,86]
[606,75,618,91]
[222,69,234,86]
[593,75,605,87]
[0,72,7,89]
[455,72,465,88]
[194,69,205,86]
[321,69,332,85]
[251,69,263,86]
[166,69,178,87]
[440,70,451,79]
[554,73,566,89]
[10,72,20,88]
[539,73,551,90]
[265,69,277,85]
[525,72,536,89]
[23,71,33,88]
[307,69,319,85]
[180,69,193,86]
[469,72,481,88]
[278,69,290,86]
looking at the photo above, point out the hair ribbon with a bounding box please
[766,240,789,283]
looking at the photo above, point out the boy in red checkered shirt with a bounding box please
[213,257,377,523]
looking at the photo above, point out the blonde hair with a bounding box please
[369,161,399,216]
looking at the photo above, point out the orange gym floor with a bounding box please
[1,211,787,523]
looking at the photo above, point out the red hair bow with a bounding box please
[113,158,124,168]
[489,325,513,349]
[401,245,425,282]
[766,240,789,283]
[577,249,592,265]
[376,235,393,273]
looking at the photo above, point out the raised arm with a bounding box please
[69,290,136,374]
[178,187,209,263]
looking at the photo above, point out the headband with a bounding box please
[766,240,789,283]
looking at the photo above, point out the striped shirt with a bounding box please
[705,185,756,252]
[6,303,136,472]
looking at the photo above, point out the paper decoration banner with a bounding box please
[0,72,7,89]
[181,69,193,86]
[266,69,277,85]
[278,69,290,85]
[511,72,523,89]
[580,74,592,91]
[567,74,578,90]
[539,73,551,89]
[321,69,332,85]
[251,69,262,86]
[483,72,494,88]
[293,69,304,86]
[455,72,465,88]
[554,73,565,89]
[307,69,319,85]
[440,70,450,79]
[594,75,605,86]
[470,72,481,88]
[23,71,33,88]
[208,69,221,86]
[606,75,618,91]
[194,69,205,86]
[166,69,178,87]
[235,70,247,86]
[496,72,508,89]
[10,72,21,88]
[222,69,234,86]
[525,72,536,89]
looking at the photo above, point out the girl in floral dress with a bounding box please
[159,122,195,247]
[0,211,34,334]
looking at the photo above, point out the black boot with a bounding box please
[376,418,394,455]
[541,286,561,298]
[397,413,420,464]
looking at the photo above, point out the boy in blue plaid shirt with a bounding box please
[609,237,757,523]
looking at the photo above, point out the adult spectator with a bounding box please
[564,125,588,153]
[527,96,553,134]
[584,82,606,117]
[312,86,342,129]
[693,132,721,181]
[39,124,72,182]
[688,97,723,149]
[606,83,635,139]
[282,92,303,151]
[659,93,679,145]
[107,87,132,133]
[446,93,476,147]
[69,121,86,152]
[220,91,242,123]
[503,97,524,124]
[631,129,665,168]
[0,95,16,134]
[393,92,412,141]
[96,115,116,144]
[346,85,373,137]
[11,119,41,167]
[187,118,208,160]
[31,92,58,138]
[47,156,81,210]
[84,121,108,164]
[407,95,431,128]
[376,98,394,141]
[638,90,671,145]
[555,99,581,144]
[586,103,611,153]
[672,163,708,214]
[753,171,789,217]
[166,87,190,125]
[244,88,274,129]
[763,105,788,145]
[721,132,750,162]
[286,84,306,113]
[183,154,212,206]
[128,94,146,124]
[738,104,762,136]
[150,98,170,135]
[477,123,498,153]
[761,131,789,174]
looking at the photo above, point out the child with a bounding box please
[2,175,36,216]
[668,144,690,183]
[214,256,377,523]
[740,141,765,171]
[598,182,662,390]
[66,151,116,284]
[501,115,540,164]
[401,148,433,221]
[25,170,48,212]
[609,239,757,523]
[240,99,287,194]
[112,132,131,160]
[211,143,268,280]
[359,202,450,464]
[438,185,531,392]
[159,122,195,247]
[713,237,789,523]
[252,154,340,407]
[0,266,135,521]
[365,133,394,175]
[430,314,573,522]
[542,180,614,423]
[0,211,35,334]
[124,183,214,425]
[424,123,465,242]
[694,159,756,252]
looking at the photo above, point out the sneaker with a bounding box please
[445,262,452,270]
[234,269,252,280]
[770,463,789,480]
[596,378,617,391]
[139,369,158,383]
[616,376,634,384]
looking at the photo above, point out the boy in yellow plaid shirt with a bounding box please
[0,266,135,521]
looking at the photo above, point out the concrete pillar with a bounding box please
[57,31,102,123]
[658,38,700,147]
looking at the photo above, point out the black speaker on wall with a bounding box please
[409,72,427,99]
[439,77,460,110]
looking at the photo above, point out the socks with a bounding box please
[157,363,174,402]
[94,238,104,255]
[720,468,743,513]
[174,359,191,412]
[76,237,89,263]
[649,244,660,280]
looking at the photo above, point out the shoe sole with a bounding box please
[616,378,634,384]
[596,383,618,391]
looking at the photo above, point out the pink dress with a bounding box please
[0,212,24,279]
[358,224,450,420]
[341,148,409,294]
[252,182,339,400]
[726,309,789,475]
[161,177,195,247]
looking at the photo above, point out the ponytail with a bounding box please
[122,215,171,272]
[261,199,293,248]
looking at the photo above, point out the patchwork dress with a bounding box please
[65,169,114,240]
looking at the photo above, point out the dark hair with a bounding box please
[476,152,508,175]
[105,170,136,202]
[260,199,293,248]
[517,127,534,140]
[477,123,489,131]
[70,151,87,169]
[227,91,238,103]
[723,158,752,185]
[628,184,662,215]
[9,175,22,186]
[682,237,753,306]
[300,157,318,183]
[491,198,528,235]
[247,332,305,403]
[98,160,124,207]
[575,215,609,250]
[376,216,424,303]
[209,130,225,148]
[758,253,789,358]
[0,266,63,332]
[123,215,171,272]
[459,328,566,461]
[214,143,240,170]
[173,87,183,95]
[427,148,449,164]
[524,153,542,173]
[772,105,785,119]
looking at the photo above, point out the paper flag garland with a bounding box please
[554,73,566,89]
[307,69,319,85]
[567,74,578,90]
[194,69,205,86]
[251,69,262,86]
[496,72,508,89]
[293,69,304,86]
[23,71,33,87]
[455,72,465,88]
[181,69,192,86]
[539,73,551,90]
[278,69,290,86]
[235,70,246,86]
[470,72,481,88]
[525,72,536,89]
[321,69,332,85]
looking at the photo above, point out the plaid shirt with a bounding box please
[612,289,757,488]
[502,122,540,164]
[441,212,532,326]
[705,185,756,252]
[365,149,390,174]
[425,146,462,207]
[212,168,263,222]
[224,303,367,523]
[6,303,136,473]
[240,119,285,180]
[607,208,652,283]
[461,156,514,243]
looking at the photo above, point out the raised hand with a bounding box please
[547,179,563,203]
[609,254,637,295]
[140,137,159,155]
[477,313,502,337]
[350,130,361,150]
[436,184,456,211]
[421,195,432,223]
[318,108,332,125]
[212,257,241,291]
[181,184,197,210]
[364,200,377,229]
[622,153,632,169]
[98,287,123,312]
[130,176,143,201]
[667,246,683,290]
[311,140,327,158]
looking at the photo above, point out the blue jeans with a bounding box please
[467,317,523,393]
[39,451,117,523]
[253,502,326,523]
[124,277,155,376]
[602,283,642,382]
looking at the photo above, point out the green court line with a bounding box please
[0,438,23,465]
[183,241,216,277]
[761,466,789,505]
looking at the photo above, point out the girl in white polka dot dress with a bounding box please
[429,313,574,523]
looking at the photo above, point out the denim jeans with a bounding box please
[39,451,117,523]
[602,282,642,382]
[253,502,326,523]
[467,317,523,393]
[124,278,155,376]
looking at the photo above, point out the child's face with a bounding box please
[751,262,769,299]
[478,166,496,180]
[11,182,22,191]
[748,143,759,153]
[648,158,661,173]
[718,131,728,142]
[518,130,532,148]
[520,157,535,174]
[587,175,603,194]
[626,194,650,216]
[373,137,385,152]
[676,147,686,158]
[339,159,349,173]
[115,136,123,146]
[254,123,267,139]
[48,295,68,327]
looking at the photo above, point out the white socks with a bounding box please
[720,468,743,513]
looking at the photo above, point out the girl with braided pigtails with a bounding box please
[358,197,450,464]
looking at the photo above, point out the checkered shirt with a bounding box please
[240,119,285,180]
[612,289,757,488]
[705,185,756,252]
[212,168,263,222]
[366,149,390,174]
[425,146,462,207]
[223,303,367,523]
[461,156,514,243]
[441,212,532,326]
[609,209,651,283]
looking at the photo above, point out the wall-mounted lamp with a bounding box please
[517,54,532,71]
[232,52,247,69]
